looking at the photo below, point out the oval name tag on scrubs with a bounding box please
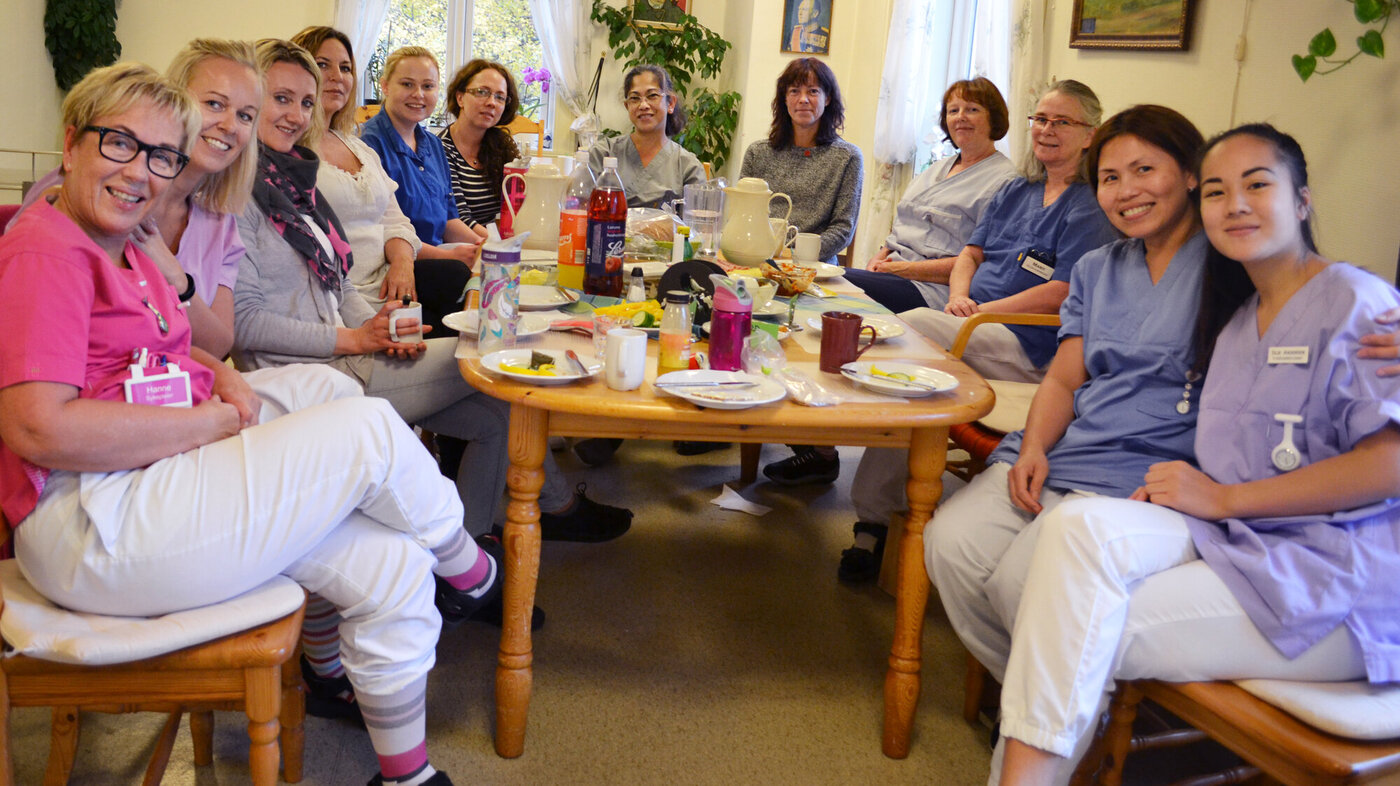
[1267,346,1310,365]
[1019,250,1054,281]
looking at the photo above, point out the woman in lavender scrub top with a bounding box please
[990,125,1400,786]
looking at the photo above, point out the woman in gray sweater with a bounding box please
[741,57,863,484]
[739,57,862,266]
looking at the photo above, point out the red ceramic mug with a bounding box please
[819,311,878,373]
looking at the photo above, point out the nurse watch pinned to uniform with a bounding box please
[1271,414,1303,472]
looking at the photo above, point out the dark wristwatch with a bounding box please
[177,273,197,304]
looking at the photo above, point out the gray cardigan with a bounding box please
[232,202,375,385]
[739,137,863,264]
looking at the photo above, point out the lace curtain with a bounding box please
[334,0,394,87]
[858,0,1013,267]
[527,0,598,148]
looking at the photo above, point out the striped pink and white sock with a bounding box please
[360,676,434,784]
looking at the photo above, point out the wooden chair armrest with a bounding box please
[948,312,1061,360]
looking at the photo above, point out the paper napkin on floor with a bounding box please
[711,485,771,516]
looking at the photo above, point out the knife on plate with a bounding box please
[654,380,758,389]
[564,349,589,376]
[842,371,938,391]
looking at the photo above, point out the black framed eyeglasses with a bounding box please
[83,126,189,179]
[463,86,509,105]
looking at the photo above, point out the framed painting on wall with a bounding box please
[781,0,833,55]
[1070,0,1195,50]
[632,0,689,28]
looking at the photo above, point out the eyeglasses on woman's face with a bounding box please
[624,90,666,108]
[84,125,189,179]
[463,86,508,105]
[1027,115,1090,131]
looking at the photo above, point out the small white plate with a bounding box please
[482,348,600,386]
[655,370,786,409]
[519,285,572,311]
[840,361,957,398]
[805,314,906,341]
[442,311,549,338]
[754,299,788,317]
[801,262,843,281]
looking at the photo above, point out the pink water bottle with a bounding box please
[707,274,752,372]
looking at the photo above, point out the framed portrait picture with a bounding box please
[1069,0,1195,50]
[632,0,689,28]
[781,0,833,55]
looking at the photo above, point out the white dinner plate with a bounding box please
[805,314,906,341]
[655,370,786,409]
[481,348,600,386]
[839,361,958,398]
[807,262,844,281]
[700,321,791,341]
[518,284,573,311]
[441,311,549,338]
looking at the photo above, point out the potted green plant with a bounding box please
[1292,0,1393,80]
[591,0,742,170]
[44,0,121,91]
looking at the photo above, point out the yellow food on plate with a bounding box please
[870,366,913,381]
[519,269,549,286]
[728,267,765,278]
[593,299,663,324]
[500,363,558,376]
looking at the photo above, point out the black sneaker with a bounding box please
[435,535,545,631]
[837,521,888,584]
[300,655,364,727]
[762,447,840,486]
[538,483,632,543]
[573,438,623,467]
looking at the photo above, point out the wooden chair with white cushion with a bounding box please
[0,512,307,785]
[502,115,544,155]
[1071,679,1400,786]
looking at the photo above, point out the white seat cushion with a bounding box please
[0,561,304,666]
[980,379,1039,435]
[1236,678,1400,741]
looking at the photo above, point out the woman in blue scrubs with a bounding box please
[926,105,1210,707]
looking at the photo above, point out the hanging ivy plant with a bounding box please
[1292,0,1392,81]
[44,0,121,91]
[590,0,742,170]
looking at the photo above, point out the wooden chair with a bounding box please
[502,115,544,154]
[0,512,307,785]
[1071,680,1400,786]
[353,102,382,127]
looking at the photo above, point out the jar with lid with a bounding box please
[657,290,693,376]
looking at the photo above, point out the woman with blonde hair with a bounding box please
[1,60,474,786]
[360,46,481,331]
[7,39,261,360]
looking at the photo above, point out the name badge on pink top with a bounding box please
[124,362,193,408]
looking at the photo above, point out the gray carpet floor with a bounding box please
[6,441,1232,784]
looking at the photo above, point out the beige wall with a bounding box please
[0,0,333,157]
[1042,0,1400,281]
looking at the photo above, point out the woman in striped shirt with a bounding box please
[439,59,520,231]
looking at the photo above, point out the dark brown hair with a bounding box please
[939,77,1009,144]
[291,26,356,135]
[768,57,845,149]
[445,59,521,198]
[1085,104,1205,195]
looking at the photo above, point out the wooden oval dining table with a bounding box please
[456,290,994,760]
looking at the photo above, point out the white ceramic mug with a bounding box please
[604,327,648,391]
[793,232,821,264]
[389,300,423,343]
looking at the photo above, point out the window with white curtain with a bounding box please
[363,0,554,147]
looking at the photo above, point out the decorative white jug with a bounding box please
[503,161,571,251]
[718,177,792,267]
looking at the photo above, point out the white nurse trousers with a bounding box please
[15,364,467,696]
[989,496,1366,786]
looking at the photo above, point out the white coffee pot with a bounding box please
[718,177,792,267]
[503,161,571,251]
